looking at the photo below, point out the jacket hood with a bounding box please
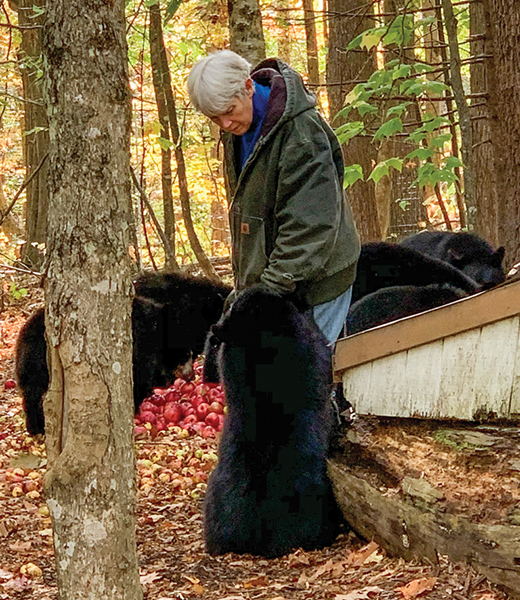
[251,58,317,138]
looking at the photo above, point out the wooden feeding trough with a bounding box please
[329,277,520,598]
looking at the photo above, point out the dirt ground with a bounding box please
[0,271,513,600]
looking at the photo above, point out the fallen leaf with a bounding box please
[347,541,380,567]
[140,571,161,585]
[243,575,269,588]
[397,577,437,599]
[0,521,10,537]
[335,587,383,600]
[9,541,32,552]
[309,558,335,581]
[191,582,205,595]
[1,575,31,592]
[287,550,311,567]
[38,528,53,537]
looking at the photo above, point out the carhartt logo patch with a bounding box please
[241,222,250,235]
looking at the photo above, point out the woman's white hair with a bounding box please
[188,50,252,117]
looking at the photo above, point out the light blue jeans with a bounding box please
[312,286,353,347]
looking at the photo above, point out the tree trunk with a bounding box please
[149,2,179,271]
[227,0,266,65]
[302,0,319,88]
[42,1,142,598]
[10,0,49,268]
[470,0,499,245]
[480,0,520,267]
[149,2,218,280]
[327,0,381,242]
[442,0,476,229]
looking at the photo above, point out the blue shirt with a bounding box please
[238,83,271,170]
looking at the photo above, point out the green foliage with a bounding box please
[335,8,466,195]
[9,282,28,300]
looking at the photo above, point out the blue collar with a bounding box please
[238,83,271,170]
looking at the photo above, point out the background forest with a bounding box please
[1,0,519,282]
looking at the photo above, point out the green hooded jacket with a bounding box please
[223,58,360,306]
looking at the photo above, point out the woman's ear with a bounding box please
[245,77,254,97]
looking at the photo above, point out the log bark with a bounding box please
[329,418,520,599]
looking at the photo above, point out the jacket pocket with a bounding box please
[231,211,268,288]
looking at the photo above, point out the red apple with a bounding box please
[195,383,209,397]
[139,400,155,412]
[201,425,216,439]
[150,393,166,406]
[209,388,222,402]
[164,390,180,403]
[180,402,194,417]
[190,395,204,410]
[217,414,225,431]
[133,426,148,438]
[164,403,182,425]
[182,382,195,395]
[140,411,156,424]
[181,414,197,429]
[173,378,185,391]
[205,412,220,429]
[195,402,210,421]
[192,422,205,434]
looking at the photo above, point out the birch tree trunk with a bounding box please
[42,1,142,598]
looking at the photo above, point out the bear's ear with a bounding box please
[492,246,506,266]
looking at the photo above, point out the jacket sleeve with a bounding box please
[260,113,344,294]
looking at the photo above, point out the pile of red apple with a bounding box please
[134,362,226,439]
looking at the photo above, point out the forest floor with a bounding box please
[0,272,513,600]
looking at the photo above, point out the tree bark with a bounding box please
[442,0,476,229]
[227,0,266,65]
[10,0,49,268]
[327,0,381,242]
[302,0,319,87]
[149,3,179,271]
[480,0,520,267]
[150,2,219,280]
[42,1,142,598]
[470,0,499,245]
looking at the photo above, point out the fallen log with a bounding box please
[328,417,520,599]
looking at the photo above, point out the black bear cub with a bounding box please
[400,231,506,289]
[16,272,231,436]
[347,283,468,335]
[204,286,340,558]
[352,242,480,303]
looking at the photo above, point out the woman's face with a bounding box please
[210,78,254,135]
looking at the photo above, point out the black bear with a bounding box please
[346,283,468,335]
[352,242,481,304]
[399,231,506,289]
[15,272,231,436]
[203,286,340,558]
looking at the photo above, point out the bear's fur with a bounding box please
[204,286,340,558]
[15,272,231,435]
